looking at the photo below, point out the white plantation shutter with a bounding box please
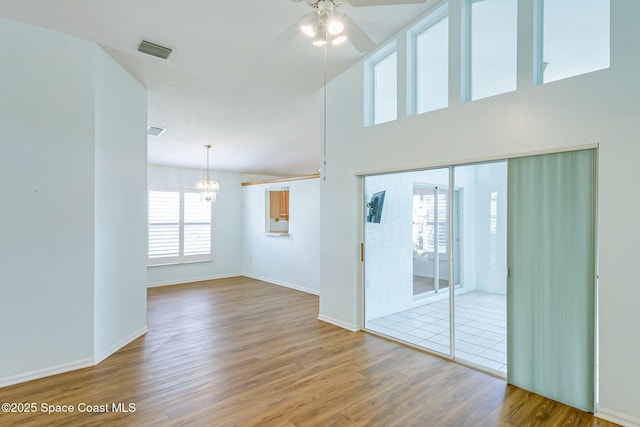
[149,191,180,258]
[412,187,448,255]
[490,191,498,237]
[436,190,447,254]
[184,192,211,256]
[148,188,212,265]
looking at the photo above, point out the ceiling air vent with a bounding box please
[138,40,173,60]
[147,126,166,137]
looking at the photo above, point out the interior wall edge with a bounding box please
[241,174,320,186]
[146,273,242,288]
[317,314,360,332]
[93,326,148,365]
[243,274,320,296]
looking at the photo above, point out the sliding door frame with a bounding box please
[447,168,456,362]
[355,143,597,178]
[358,143,598,383]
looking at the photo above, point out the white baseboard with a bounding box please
[317,314,360,332]
[94,326,148,364]
[596,407,640,427]
[0,358,94,388]
[147,273,241,288]
[244,273,320,296]
[0,326,149,389]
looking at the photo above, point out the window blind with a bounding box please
[148,189,212,265]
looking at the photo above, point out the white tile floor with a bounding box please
[367,291,507,374]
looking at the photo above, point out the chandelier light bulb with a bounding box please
[195,145,220,203]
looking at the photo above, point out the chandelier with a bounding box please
[196,144,220,202]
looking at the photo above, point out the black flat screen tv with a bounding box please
[366,190,385,224]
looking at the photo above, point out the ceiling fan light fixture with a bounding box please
[300,24,315,37]
[316,0,334,13]
[332,35,347,45]
[312,37,328,47]
[327,19,344,35]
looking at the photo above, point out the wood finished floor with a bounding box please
[0,277,617,426]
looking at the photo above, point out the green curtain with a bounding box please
[507,149,597,412]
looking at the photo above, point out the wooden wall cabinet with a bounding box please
[269,190,289,221]
[266,188,290,234]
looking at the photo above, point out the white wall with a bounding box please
[0,17,147,385]
[242,178,320,295]
[0,16,96,381]
[147,165,267,287]
[319,0,640,423]
[93,48,148,362]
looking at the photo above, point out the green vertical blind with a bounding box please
[507,149,597,411]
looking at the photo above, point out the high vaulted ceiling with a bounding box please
[0,0,435,176]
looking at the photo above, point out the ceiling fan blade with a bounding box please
[273,12,318,47]
[341,14,375,52]
[346,0,427,6]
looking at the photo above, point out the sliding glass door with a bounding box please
[453,162,508,374]
[363,162,507,371]
[364,168,451,356]
[363,150,596,397]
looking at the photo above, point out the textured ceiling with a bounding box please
[0,0,436,176]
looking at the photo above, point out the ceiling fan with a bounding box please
[280,0,428,52]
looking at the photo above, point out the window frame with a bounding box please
[148,186,212,266]
[406,3,449,116]
[364,40,398,127]
[533,0,545,85]
[533,0,611,85]
[461,0,518,102]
